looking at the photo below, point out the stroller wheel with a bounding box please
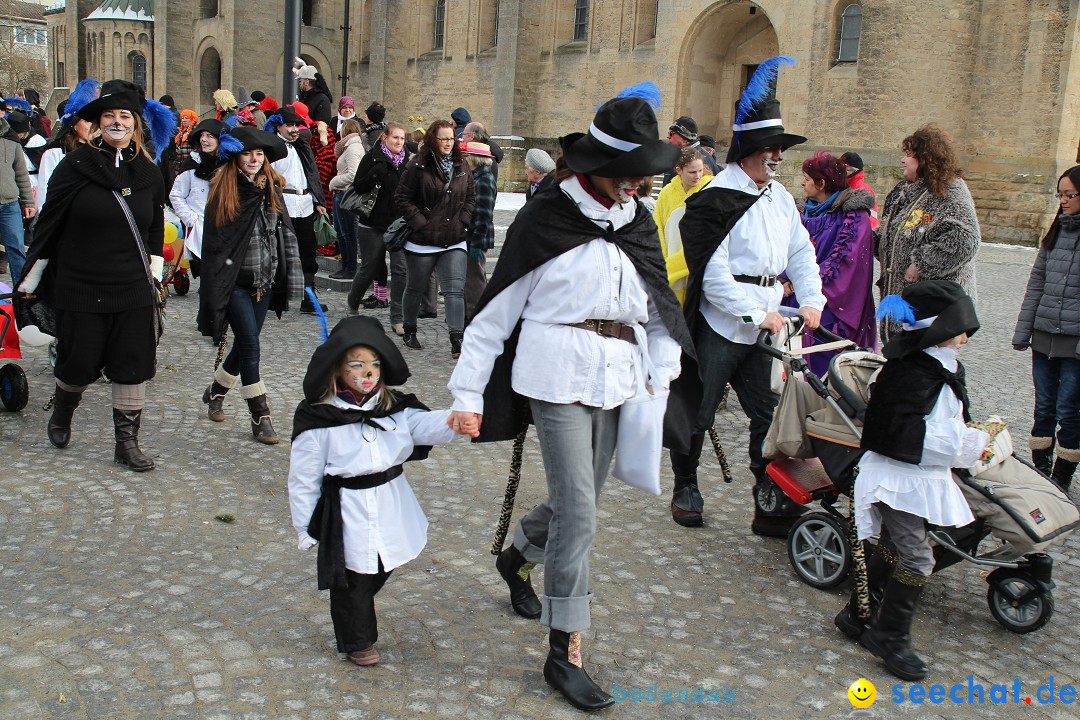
[0,363,29,411]
[175,272,190,296]
[787,512,851,589]
[986,571,1054,634]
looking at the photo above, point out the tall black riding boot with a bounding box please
[1051,447,1079,493]
[300,273,327,314]
[670,432,705,526]
[113,408,155,471]
[543,629,614,711]
[47,385,84,448]
[859,569,929,681]
[835,542,897,639]
[495,545,541,619]
[1030,436,1055,477]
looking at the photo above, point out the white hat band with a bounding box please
[901,315,937,331]
[589,122,642,152]
[731,118,784,132]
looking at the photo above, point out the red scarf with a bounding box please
[575,173,614,209]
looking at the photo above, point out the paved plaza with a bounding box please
[1,196,1078,719]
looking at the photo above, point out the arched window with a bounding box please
[302,0,314,26]
[200,0,218,18]
[434,0,446,50]
[573,0,589,42]
[837,4,862,62]
[131,54,147,90]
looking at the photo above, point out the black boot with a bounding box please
[449,331,463,359]
[47,385,84,448]
[245,393,280,445]
[670,433,705,527]
[495,545,541,619]
[543,629,614,711]
[1052,450,1079,493]
[1030,437,1055,477]
[860,570,929,681]
[202,367,239,423]
[402,323,421,349]
[300,274,328,314]
[113,408,155,471]
[835,542,897,639]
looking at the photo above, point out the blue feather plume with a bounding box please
[600,81,662,111]
[305,288,330,342]
[264,114,283,133]
[735,56,795,124]
[142,97,177,163]
[60,78,100,123]
[875,294,917,325]
[217,132,243,159]
[224,114,243,129]
[4,97,31,113]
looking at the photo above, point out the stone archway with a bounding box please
[199,46,222,110]
[677,1,778,146]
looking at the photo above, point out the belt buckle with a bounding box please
[760,275,773,287]
[595,320,605,336]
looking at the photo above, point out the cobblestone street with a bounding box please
[1,198,1077,719]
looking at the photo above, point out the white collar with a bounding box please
[923,345,960,372]
[330,389,381,410]
[558,175,638,230]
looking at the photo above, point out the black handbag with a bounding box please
[339,182,381,218]
[383,216,412,252]
[113,191,165,345]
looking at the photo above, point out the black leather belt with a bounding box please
[567,319,637,344]
[282,188,309,195]
[733,274,778,287]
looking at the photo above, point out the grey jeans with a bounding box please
[403,248,466,333]
[875,503,934,576]
[512,399,618,632]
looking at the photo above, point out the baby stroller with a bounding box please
[161,208,190,296]
[0,290,29,410]
[758,322,1080,634]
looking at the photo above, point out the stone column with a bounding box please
[368,0,389,102]
[491,0,519,134]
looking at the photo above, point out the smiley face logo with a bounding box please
[848,678,876,708]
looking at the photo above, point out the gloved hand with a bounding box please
[297,533,318,551]
[468,246,484,265]
[16,259,48,294]
[150,254,165,282]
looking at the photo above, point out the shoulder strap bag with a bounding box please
[112,190,165,345]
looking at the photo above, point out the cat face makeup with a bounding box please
[336,346,381,396]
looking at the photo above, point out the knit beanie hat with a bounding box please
[339,96,355,111]
[525,148,555,174]
[669,116,699,142]
[365,102,386,124]
[841,151,864,172]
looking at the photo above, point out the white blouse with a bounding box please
[288,392,461,573]
[168,153,211,258]
[854,346,989,540]
[449,175,682,414]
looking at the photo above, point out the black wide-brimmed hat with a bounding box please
[559,97,680,178]
[877,280,980,359]
[217,125,289,162]
[76,79,144,120]
[264,105,303,130]
[725,56,807,163]
[302,316,411,402]
[190,118,228,143]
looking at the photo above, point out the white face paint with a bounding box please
[613,178,639,204]
[199,131,219,154]
[763,157,781,178]
[238,149,265,177]
[337,347,381,396]
[99,108,135,147]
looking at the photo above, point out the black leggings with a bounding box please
[329,561,392,653]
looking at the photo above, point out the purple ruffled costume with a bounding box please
[784,189,877,377]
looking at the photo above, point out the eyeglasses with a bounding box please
[435,136,456,143]
[1056,191,1080,200]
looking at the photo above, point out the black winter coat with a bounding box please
[352,143,411,232]
[394,152,475,248]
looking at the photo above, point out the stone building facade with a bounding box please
[45,0,1080,245]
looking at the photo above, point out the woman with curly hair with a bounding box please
[876,125,980,343]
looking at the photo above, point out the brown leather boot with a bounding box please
[202,366,239,422]
[241,382,279,445]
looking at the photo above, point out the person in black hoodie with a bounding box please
[346,123,411,332]
[17,79,175,471]
[296,62,333,126]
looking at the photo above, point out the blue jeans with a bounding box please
[333,202,357,274]
[402,249,466,333]
[0,200,26,284]
[1032,350,1080,450]
[221,288,271,386]
[513,399,619,632]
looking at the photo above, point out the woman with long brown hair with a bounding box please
[197,126,302,444]
[876,124,980,342]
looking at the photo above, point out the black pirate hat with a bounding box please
[725,56,807,163]
[559,96,680,178]
[189,118,228,145]
[217,125,288,162]
[877,280,980,360]
[302,316,411,402]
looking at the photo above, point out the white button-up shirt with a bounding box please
[288,393,461,573]
[449,175,682,414]
[272,138,314,218]
[698,163,825,344]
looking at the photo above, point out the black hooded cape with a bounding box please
[196,172,296,343]
[468,183,695,452]
[292,391,432,591]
